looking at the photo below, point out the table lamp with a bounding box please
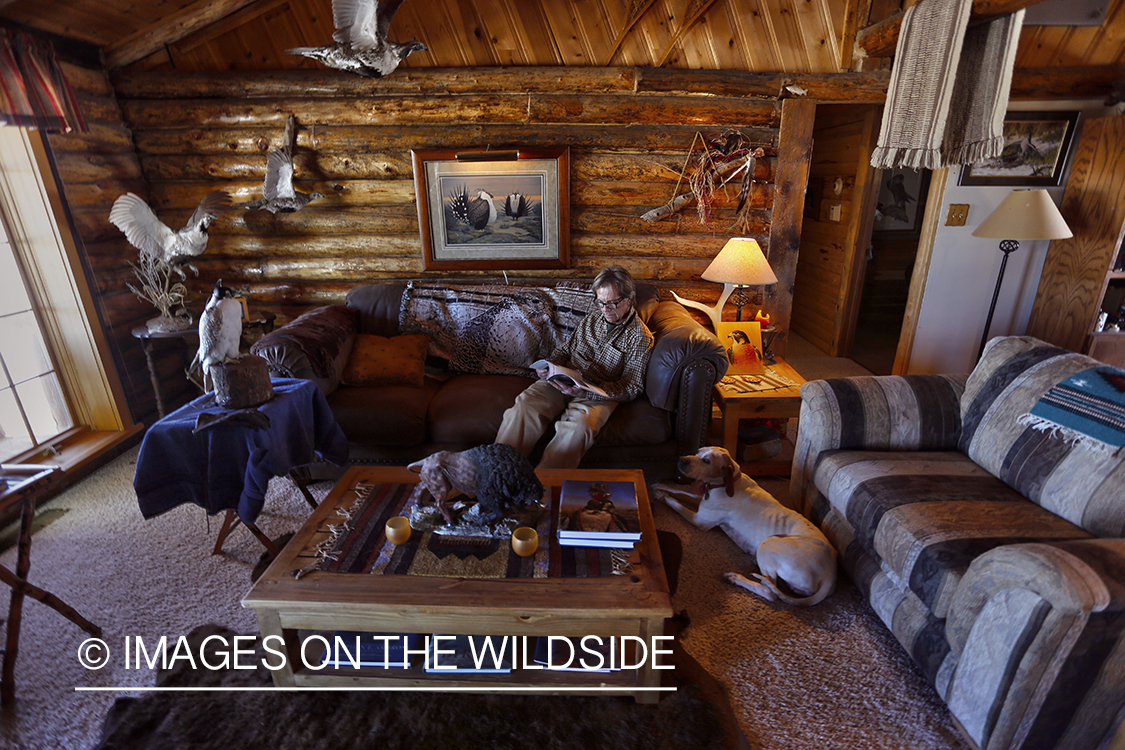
[971,189,1071,360]
[672,237,778,329]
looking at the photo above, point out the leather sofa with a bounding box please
[251,280,728,477]
[791,335,1124,750]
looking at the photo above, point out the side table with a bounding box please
[712,357,806,476]
[132,377,348,555]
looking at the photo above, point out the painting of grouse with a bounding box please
[449,187,497,230]
[191,279,243,392]
[286,0,427,79]
[503,193,533,218]
[109,191,230,278]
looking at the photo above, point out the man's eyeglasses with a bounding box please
[595,296,627,309]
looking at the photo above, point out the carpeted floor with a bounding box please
[0,444,969,750]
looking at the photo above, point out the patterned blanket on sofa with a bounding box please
[398,282,593,376]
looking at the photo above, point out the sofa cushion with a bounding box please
[327,379,439,446]
[960,336,1125,536]
[426,374,531,445]
[875,499,1092,619]
[341,334,429,387]
[591,398,672,447]
[346,282,407,336]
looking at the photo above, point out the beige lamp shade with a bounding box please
[971,189,1072,240]
[701,238,779,286]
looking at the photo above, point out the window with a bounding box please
[0,215,73,462]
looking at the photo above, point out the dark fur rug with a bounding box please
[94,624,749,750]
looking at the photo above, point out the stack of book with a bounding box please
[556,479,642,549]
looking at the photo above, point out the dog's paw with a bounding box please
[725,571,780,602]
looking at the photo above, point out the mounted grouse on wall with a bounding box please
[244,115,324,213]
[109,190,230,278]
[286,0,427,78]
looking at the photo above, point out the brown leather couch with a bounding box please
[251,281,728,477]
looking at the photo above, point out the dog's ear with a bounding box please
[723,459,736,497]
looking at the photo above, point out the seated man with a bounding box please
[496,266,654,469]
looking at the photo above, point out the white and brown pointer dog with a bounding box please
[653,446,837,606]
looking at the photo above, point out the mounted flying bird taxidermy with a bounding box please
[191,279,243,393]
[286,0,427,79]
[244,115,324,213]
[109,190,231,278]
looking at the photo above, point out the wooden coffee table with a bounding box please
[242,465,673,702]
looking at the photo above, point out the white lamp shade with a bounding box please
[701,238,778,286]
[971,189,1072,240]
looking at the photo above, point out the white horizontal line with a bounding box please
[76,686,676,693]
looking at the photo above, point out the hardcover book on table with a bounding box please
[556,536,635,549]
[320,631,420,669]
[424,634,514,674]
[557,479,641,540]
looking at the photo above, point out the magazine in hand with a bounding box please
[529,359,609,397]
[557,479,641,541]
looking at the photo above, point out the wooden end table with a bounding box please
[242,466,674,702]
[712,357,806,476]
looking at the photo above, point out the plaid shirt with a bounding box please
[551,306,653,402]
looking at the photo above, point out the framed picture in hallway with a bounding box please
[873,168,930,234]
[958,111,1079,187]
[412,146,570,271]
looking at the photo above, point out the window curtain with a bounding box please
[0,29,86,134]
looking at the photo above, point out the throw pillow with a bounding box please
[341,334,429,387]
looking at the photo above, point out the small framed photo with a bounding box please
[234,296,250,321]
[411,146,570,271]
[716,321,766,375]
[958,111,1079,187]
[874,168,931,234]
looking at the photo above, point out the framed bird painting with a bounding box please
[412,146,569,271]
[716,321,766,375]
[958,111,1079,187]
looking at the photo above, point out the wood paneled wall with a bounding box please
[42,61,191,427]
[791,104,879,355]
[67,67,806,424]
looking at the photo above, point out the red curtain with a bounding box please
[0,29,86,134]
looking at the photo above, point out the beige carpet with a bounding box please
[0,446,969,750]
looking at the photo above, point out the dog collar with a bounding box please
[704,481,725,491]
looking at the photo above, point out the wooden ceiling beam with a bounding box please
[856,0,1051,58]
[102,0,264,69]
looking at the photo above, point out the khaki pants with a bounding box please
[495,379,618,469]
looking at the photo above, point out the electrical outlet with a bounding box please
[828,204,842,222]
[946,204,969,226]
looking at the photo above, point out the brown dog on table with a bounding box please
[653,446,836,606]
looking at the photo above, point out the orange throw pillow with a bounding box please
[341,334,429,387]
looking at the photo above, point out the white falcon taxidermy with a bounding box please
[191,279,243,392]
[286,0,427,79]
[245,114,324,213]
[109,191,230,278]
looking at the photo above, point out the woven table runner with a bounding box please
[316,482,628,578]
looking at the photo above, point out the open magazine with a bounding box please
[529,359,608,397]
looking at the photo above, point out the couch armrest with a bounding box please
[790,374,967,515]
[644,300,728,453]
[942,539,1125,750]
[250,305,357,396]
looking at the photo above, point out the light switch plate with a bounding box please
[946,204,969,226]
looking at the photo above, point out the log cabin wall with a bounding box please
[97,67,796,425]
[791,104,879,355]
[41,60,180,426]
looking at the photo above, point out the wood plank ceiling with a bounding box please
[4,0,1124,76]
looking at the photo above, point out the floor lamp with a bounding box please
[671,237,778,329]
[971,189,1072,361]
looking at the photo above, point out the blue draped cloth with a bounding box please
[133,378,349,524]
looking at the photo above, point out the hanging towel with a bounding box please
[871,0,1024,170]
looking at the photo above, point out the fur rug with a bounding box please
[93,624,747,750]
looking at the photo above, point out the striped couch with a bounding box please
[791,336,1124,750]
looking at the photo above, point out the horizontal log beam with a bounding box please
[130,124,778,156]
[856,0,1052,58]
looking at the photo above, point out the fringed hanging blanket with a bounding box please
[871,0,1024,170]
[1018,366,1125,453]
[398,282,593,376]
